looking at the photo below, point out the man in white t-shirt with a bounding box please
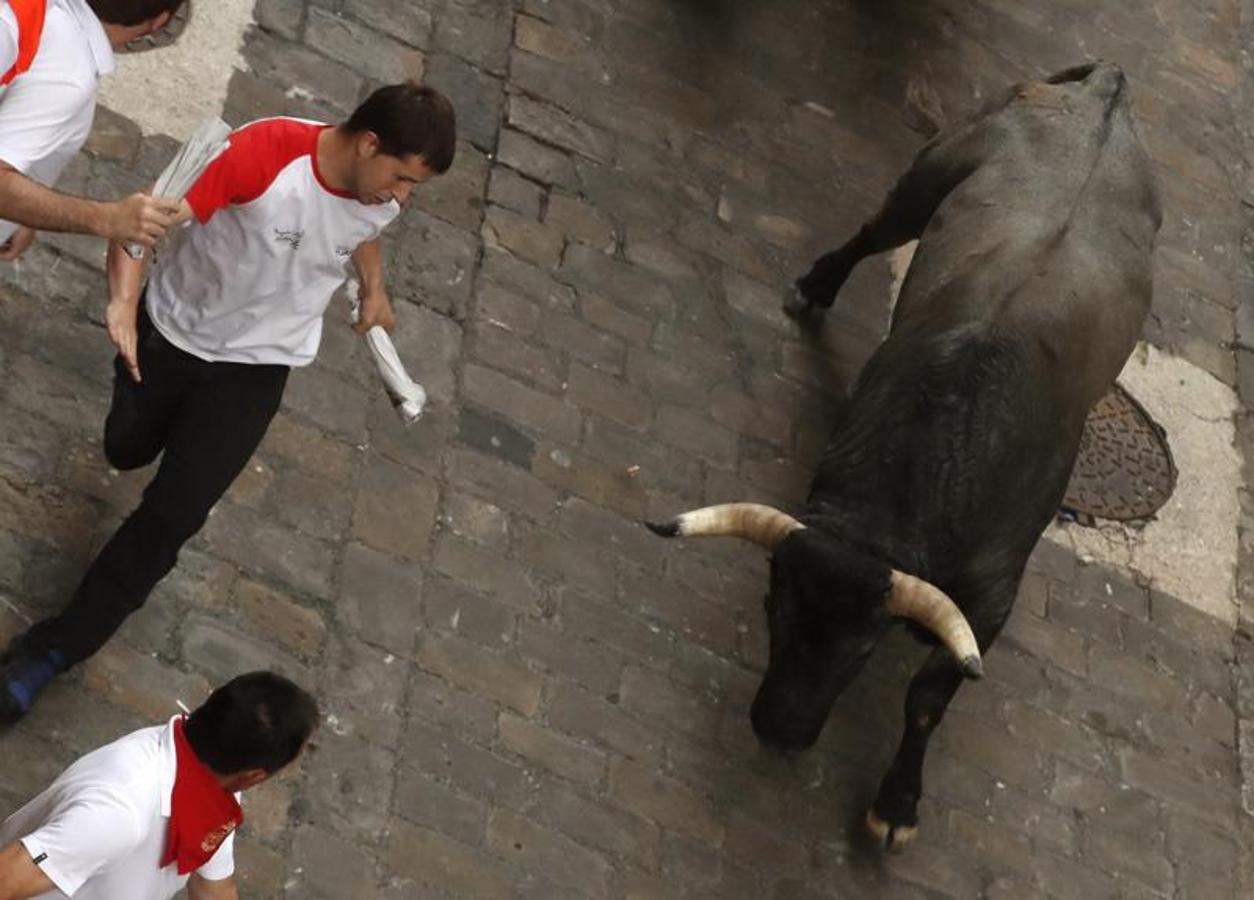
[0,671,318,900]
[0,0,186,262]
[0,82,456,721]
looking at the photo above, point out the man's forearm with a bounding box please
[351,239,385,295]
[0,843,56,900]
[107,240,146,307]
[0,167,105,235]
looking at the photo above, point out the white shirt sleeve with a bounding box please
[194,824,236,882]
[0,69,94,176]
[18,791,143,896]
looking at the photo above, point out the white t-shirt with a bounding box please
[0,0,114,244]
[0,718,235,900]
[146,117,400,367]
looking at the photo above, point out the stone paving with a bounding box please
[1,0,1253,897]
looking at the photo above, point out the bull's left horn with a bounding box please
[887,572,983,678]
[645,503,804,549]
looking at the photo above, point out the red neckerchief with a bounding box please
[160,717,243,875]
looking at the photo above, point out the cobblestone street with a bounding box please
[1,0,1253,897]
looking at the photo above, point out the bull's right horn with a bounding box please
[886,571,984,679]
[645,503,804,550]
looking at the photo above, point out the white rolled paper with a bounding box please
[124,117,233,259]
[346,278,426,426]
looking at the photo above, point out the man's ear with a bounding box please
[224,768,269,792]
[357,131,381,159]
[146,11,173,35]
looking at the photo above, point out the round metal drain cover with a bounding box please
[122,1,192,53]
[1061,382,1176,522]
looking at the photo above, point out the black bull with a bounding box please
[648,62,1161,848]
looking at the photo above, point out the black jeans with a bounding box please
[24,304,289,666]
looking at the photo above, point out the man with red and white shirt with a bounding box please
[0,671,317,899]
[0,82,456,720]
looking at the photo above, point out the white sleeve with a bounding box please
[0,71,94,176]
[194,826,236,882]
[18,792,143,896]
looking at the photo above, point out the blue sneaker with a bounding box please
[0,644,65,724]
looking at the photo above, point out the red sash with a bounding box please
[160,718,244,875]
[1,0,48,86]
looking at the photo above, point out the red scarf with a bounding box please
[161,718,243,875]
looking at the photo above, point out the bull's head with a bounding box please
[647,504,982,750]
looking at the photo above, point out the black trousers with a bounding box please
[24,304,289,666]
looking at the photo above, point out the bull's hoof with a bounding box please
[865,808,918,852]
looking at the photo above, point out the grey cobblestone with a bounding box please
[0,1,1250,897]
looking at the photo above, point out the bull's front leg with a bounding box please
[869,589,1010,850]
[866,648,966,849]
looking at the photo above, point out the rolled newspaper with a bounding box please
[346,279,426,425]
[124,117,233,259]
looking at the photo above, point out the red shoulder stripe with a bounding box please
[185,118,322,223]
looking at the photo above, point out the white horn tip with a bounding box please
[959,655,984,679]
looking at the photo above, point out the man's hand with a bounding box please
[106,296,142,383]
[354,287,395,334]
[0,225,35,261]
[98,193,181,248]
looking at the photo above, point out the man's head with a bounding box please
[184,671,319,792]
[340,82,457,206]
[87,0,186,47]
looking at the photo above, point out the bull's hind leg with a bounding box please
[787,119,992,320]
[787,187,932,320]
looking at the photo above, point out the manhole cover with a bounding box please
[122,1,192,53]
[1061,382,1176,523]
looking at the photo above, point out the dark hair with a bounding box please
[344,82,457,173]
[184,672,319,775]
[87,0,186,26]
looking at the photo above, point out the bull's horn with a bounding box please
[887,572,983,678]
[645,503,804,549]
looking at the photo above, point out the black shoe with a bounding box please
[0,642,65,724]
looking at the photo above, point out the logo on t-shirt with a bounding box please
[273,227,304,250]
[334,245,353,259]
[199,820,239,854]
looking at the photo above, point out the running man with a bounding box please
[0,82,456,720]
